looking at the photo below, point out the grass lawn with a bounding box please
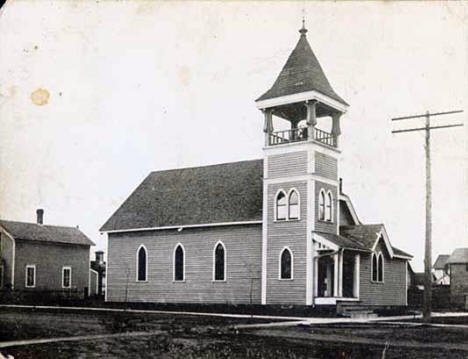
[1,308,467,358]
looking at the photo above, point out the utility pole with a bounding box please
[391,109,463,322]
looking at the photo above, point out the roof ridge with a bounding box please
[0,219,81,231]
[149,158,263,175]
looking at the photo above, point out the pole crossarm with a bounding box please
[391,110,463,121]
[392,124,464,134]
[390,108,464,323]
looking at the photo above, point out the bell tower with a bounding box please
[257,23,348,305]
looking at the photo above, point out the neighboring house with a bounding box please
[90,250,106,297]
[446,248,468,307]
[101,24,412,308]
[0,209,94,294]
[433,254,450,285]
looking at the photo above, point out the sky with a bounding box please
[0,1,466,270]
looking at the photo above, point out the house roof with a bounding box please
[433,254,450,269]
[340,224,412,259]
[256,27,347,106]
[446,248,468,265]
[0,219,94,246]
[100,159,264,232]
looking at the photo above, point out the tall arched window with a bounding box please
[318,190,326,220]
[371,252,384,283]
[280,247,293,279]
[214,242,226,281]
[174,244,184,281]
[137,245,147,282]
[325,191,333,222]
[276,191,287,220]
[288,190,300,219]
[377,253,384,282]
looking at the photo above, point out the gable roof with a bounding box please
[314,231,369,252]
[100,159,264,232]
[433,254,450,269]
[256,28,347,106]
[0,219,94,246]
[340,224,412,259]
[446,248,468,265]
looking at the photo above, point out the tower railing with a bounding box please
[269,127,337,147]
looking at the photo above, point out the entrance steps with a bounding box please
[337,302,378,319]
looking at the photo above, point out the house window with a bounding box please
[213,242,226,281]
[25,265,36,288]
[325,191,333,222]
[372,252,384,283]
[280,247,293,279]
[276,191,287,220]
[174,244,184,281]
[137,245,147,282]
[62,266,72,289]
[288,190,300,219]
[318,190,326,220]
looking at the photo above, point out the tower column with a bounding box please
[306,100,317,140]
[263,109,273,146]
[331,112,342,147]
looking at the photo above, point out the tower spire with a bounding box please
[300,10,307,36]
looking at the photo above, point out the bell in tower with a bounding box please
[256,22,348,148]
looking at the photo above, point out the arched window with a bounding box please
[213,242,226,281]
[137,245,147,282]
[371,252,384,283]
[325,191,333,222]
[318,190,326,220]
[288,190,300,219]
[174,244,184,281]
[276,191,287,220]
[280,247,293,279]
[371,253,377,281]
[377,253,384,282]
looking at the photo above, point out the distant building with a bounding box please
[433,254,450,285]
[101,24,412,308]
[446,248,468,307]
[0,209,94,295]
[90,250,106,297]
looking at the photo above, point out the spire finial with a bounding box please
[299,10,307,36]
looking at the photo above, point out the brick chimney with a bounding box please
[36,209,44,225]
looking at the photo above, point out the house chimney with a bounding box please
[95,251,104,264]
[36,209,44,225]
[339,178,343,194]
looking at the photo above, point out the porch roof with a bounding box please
[314,231,370,252]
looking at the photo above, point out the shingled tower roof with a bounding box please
[257,25,347,106]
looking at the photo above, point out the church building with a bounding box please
[101,25,412,308]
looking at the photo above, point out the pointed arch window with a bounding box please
[288,190,300,219]
[174,244,185,281]
[137,245,147,282]
[372,252,384,283]
[214,242,226,281]
[276,191,287,221]
[318,190,326,221]
[279,247,293,280]
[325,191,333,222]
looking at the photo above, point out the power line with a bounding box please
[391,109,463,323]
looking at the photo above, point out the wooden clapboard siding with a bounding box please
[315,180,338,234]
[14,240,90,291]
[0,232,14,288]
[449,263,468,305]
[267,151,307,179]
[315,151,338,180]
[266,181,307,304]
[107,224,262,304]
[359,239,407,306]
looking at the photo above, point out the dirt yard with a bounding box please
[1,308,467,358]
